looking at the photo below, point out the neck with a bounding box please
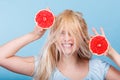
[57,52,81,68]
[57,52,89,80]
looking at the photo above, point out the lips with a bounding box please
[62,43,73,48]
[61,42,74,49]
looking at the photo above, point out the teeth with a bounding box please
[62,43,72,48]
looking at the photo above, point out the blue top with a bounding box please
[33,56,110,80]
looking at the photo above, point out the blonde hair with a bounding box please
[34,9,92,80]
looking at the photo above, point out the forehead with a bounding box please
[59,26,71,34]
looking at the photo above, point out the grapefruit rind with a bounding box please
[35,9,55,29]
[89,35,108,55]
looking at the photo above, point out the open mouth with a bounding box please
[62,43,74,48]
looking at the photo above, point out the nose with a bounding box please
[64,33,71,41]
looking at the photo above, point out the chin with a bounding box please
[63,51,73,56]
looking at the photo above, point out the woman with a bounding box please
[0,9,120,80]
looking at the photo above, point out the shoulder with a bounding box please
[106,66,120,80]
[89,58,110,72]
[86,58,110,80]
[90,58,110,67]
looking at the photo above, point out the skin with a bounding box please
[92,27,120,80]
[0,24,119,79]
[92,27,120,67]
[56,28,89,79]
[0,25,46,76]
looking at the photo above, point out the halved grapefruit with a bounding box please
[89,35,108,55]
[35,9,55,29]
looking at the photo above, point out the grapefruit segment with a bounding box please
[35,9,55,29]
[89,35,108,55]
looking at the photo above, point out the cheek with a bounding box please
[72,39,78,49]
[55,39,61,48]
[59,36,65,41]
[56,36,64,43]
[55,42,62,53]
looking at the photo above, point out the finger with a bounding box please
[103,52,107,56]
[36,25,46,31]
[46,7,51,11]
[100,27,105,36]
[89,34,94,38]
[92,27,99,35]
[103,44,111,56]
[39,27,46,32]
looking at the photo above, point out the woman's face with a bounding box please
[56,28,75,56]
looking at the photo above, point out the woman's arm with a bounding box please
[92,27,120,67]
[92,27,120,79]
[106,66,120,80]
[106,47,120,67]
[0,25,46,76]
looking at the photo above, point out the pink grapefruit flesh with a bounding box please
[35,10,54,29]
[89,35,108,55]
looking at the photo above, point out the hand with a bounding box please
[31,25,47,40]
[91,27,111,56]
[31,8,52,40]
[92,27,105,37]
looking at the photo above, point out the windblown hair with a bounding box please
[34,9,92,80]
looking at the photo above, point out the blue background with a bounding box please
[0,0,120,80]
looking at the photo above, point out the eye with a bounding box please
[61,30,65,35]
